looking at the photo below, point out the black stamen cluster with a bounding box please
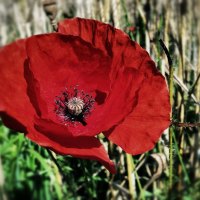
[54,86,95,126]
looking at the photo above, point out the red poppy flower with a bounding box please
[0,18,170,173]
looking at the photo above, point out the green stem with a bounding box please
[126,154,145,200]
[126,153,135,199]
[172,132,190,184]
[135,170,145,200]
[159,39,174,189]
[169,52,174,190]
[169,126,173,188]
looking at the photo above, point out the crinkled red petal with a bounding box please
[58,18,147,79]
[104,56,171,154]
[25,33,143,137]
[26,125,116,173]
[59,18,170,154]
[25,33,111,135]
[0,40,35,132]
[58,18,162,137]
[0,39,116,172]
[26,19,155,138]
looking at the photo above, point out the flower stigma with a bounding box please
[54,86,95,126]
[67,97,85,116]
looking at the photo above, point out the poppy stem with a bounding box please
[126,154,135,199]
[126,154,145,200]
[159,39,174,190]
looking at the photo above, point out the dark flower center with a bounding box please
[54,86,95,126]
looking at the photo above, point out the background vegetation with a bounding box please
[0,0,200,199]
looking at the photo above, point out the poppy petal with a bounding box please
[58,18,162,134]
[58,18,147,77]
[0,40,35,132]
[25,33,111,112]
[0,39,116,173]
[58,18,148,77]
[25,33,143,137]
[91,67,145,133]
[26,19,154,138]
[104,56,171,154]
[25,33,113,134]
[26,124,116,173]
[58,17,117,56]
